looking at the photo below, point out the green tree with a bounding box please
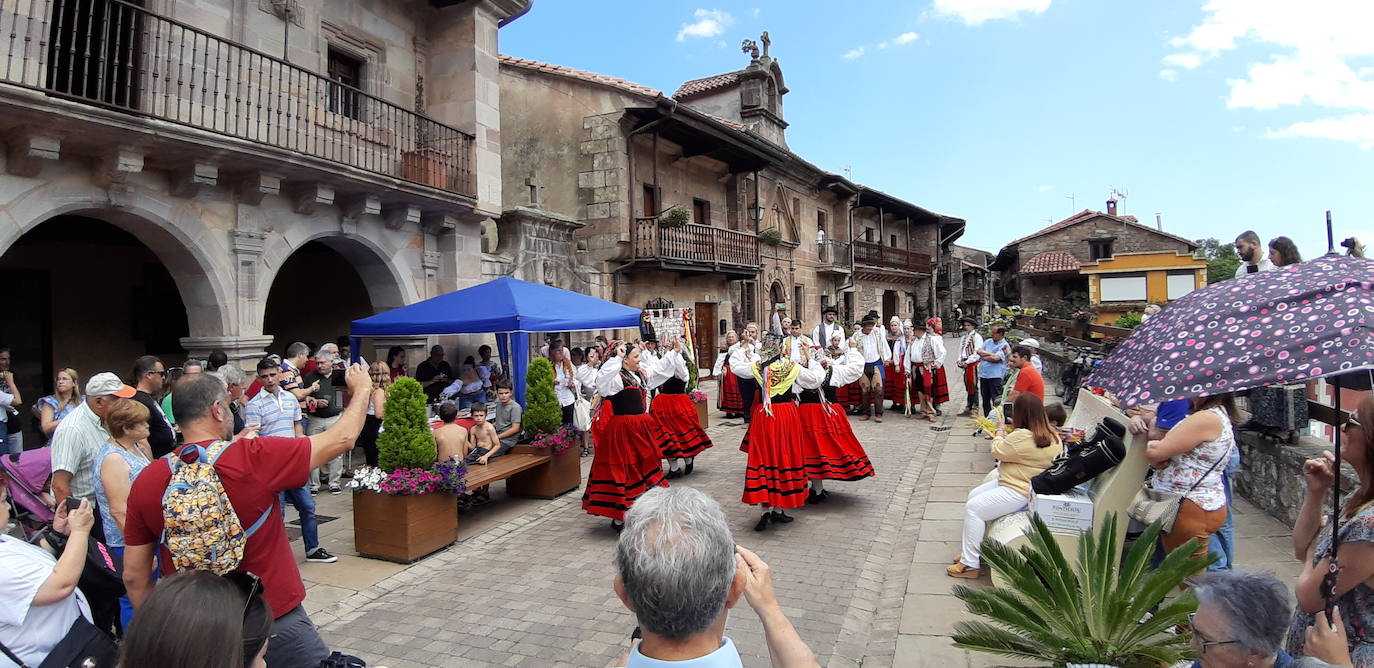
[376,377,436,471]
[685,353,699,393]
[1196,237,1239,284]
[524,357,562,437]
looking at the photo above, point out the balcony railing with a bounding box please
[633,218,759,269]
[852,240,932,274]
[0,0,475,197]
[817,239,850,267]
[962,286,985,302]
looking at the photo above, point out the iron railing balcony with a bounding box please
[632,217,760,274]
[852,240,932,274]
[0,0,475,198]
[816,239,851,273]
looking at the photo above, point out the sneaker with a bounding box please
[309,485,320,495]
[329,485,342,495]
[305,548,338,564]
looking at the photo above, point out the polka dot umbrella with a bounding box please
[1084,254,1374,408]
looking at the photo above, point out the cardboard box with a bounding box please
[1032,489,1094,533]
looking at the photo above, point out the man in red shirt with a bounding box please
[122,364,372,668]
[1008,345,1045,402]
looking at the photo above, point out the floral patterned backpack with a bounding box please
[161,440,274,574]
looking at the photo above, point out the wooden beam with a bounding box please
[1308,400,1352,428]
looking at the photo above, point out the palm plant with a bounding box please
[951,514,1215,668]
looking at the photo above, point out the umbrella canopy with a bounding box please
[1085,255,1374,408]
[350,276,642,335]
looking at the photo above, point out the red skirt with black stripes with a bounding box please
[798,403,875,481]
[717,366,744,414]
[739,402,808,509]
[651,393,713,459]
[884,362,907,403]
[582,407,669,521]
[912,366,951,405]
[835,381,863,407]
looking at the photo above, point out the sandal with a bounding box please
[946,563,982,579]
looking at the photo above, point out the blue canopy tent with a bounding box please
[349,277,642,406]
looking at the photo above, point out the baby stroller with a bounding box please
[2,447,55,540]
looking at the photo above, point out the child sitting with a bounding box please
[433,402,469,463]
[465,404,501,466]
[1044,402,1067,428]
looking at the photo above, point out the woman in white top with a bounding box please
[713,331,745,418]
[355,362,392,468]
[907,320,948,421]
[573,347,601,457]
[0,469,97,666]
[648,342,713,478]
[796,337,874,503]
[728,327,762,424]
[550,343,581,427]
[1146,393,1237,570]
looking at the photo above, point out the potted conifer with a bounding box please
[508,357,582,498]
[350,377,463,563]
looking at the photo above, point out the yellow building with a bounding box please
[1081,251,1208,325]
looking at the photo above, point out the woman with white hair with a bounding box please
[883,317,907,411]
[1190,570,1350,668]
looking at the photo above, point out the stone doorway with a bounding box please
[262,240,382,358]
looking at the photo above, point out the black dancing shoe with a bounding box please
[611,520,624,534]
[771,510,794,524]
[807,489,830,505]
[753,513,771,531]
[685,461,694,476]
[667,468,683,479]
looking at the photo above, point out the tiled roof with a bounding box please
[1021,250,1081,275]
[1002,209,1197,251]
[500,55,661,98]
[674,71,742,99]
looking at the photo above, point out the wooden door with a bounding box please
[694,303,717,372]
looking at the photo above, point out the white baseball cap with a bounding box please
[1021,338,1040,349]
[87,372,136,398]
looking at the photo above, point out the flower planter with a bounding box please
[352,489,457,563]
[695,400,709,429]
[506,444,581,499]
[400,148,450,189]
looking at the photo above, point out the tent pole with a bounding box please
[1324,374,1342,616]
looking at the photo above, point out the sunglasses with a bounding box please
[1345,415,1362,431]
[147,370,168,377]
[224,571,264,618]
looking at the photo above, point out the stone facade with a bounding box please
[0,0,528,392]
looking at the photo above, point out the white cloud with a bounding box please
[1160,68,1179,82]
[1267,113,1374,150]
[933,0,1051,26]
[676,9,733,42]
[1038,185,1053,192]
[894,32,920,45]
[750,7,761,17]
[841,46,866,60]
[1161,0,1374,148]
[877,41,889,49]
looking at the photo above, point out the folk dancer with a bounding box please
[797,336,875,504]
[955,317,984,417]
[712,330,744,418]
[728,325,762,424]
[740,335,822,531]
[907,319,949,422]
[783,319,814,364]
[584,341,674,533]
[649,337,713,479]
[809,306,845,353]
[853,317,892,422]
[883,316,906,411]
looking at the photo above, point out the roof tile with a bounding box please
[500,55,660,98]
[1002,209,1197,251]
[1021,250,1081,274]
[673,71,742,99]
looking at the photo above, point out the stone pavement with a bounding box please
[281,338,1302,668]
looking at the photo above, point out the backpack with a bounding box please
[1031,417,1127,496]
[161,440,274,575]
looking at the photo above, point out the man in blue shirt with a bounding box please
[975,326,1011,416]
[615,487,815,667]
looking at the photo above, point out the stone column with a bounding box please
[425,1,503,219]
[178,229,275,368]
[180,336,276,371]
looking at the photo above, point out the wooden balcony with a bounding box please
[0,0,475,198]
[631,218,760,275]
[962,286,986,302]
[852,240,932,274]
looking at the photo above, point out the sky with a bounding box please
[499,0,1374,258]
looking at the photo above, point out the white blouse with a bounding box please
[595,350,679,397]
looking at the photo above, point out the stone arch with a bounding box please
[0,192,232,337]
[256,228,417,323]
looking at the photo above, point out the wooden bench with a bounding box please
[986,389,1149,587]
[463,445,581,499]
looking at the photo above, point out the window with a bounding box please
[1088,239,1114,261]
[1100,275,1148,302]
[643,184,659,217]
[864,228,875,242]
[817,210,827,236]
[794,285,804,319]
[1167,272,1197,300]
[739,280,757,326]
[327,50,364,119]
[890,234,898,248]
[692,198,710,225]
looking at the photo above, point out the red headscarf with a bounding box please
[926,317,943,335]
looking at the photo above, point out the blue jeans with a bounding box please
[5,431,22,454]
[108,545,157,629]
[457,392,486,409]
[1207,449,1242,571]
[280,485,319,554]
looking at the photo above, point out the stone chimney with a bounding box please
[1106,198,1118,216]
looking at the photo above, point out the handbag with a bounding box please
[1127,441,1231,533]
[0,614,119,668]
[571,395,592,432]
[1031,418,1127,495]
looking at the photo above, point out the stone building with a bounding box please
[990,203,1200,309]
[0,0,529,397]
[493,36,963,366]
[940,244,994,320]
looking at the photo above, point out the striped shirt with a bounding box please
[243,387,301,438]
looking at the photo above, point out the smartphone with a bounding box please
[1002,402,1015,424]
[64,496,82,511]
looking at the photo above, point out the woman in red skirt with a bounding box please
[651,338,713,478]
[907,319,950,421]
[884,317,908,410]
[584,341,672,532]
[741,336,822,531]
[713,330,744,418]
[799,340,876,503]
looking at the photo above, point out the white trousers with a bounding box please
[960,476,1028,569]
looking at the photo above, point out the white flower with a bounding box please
[346,466,386,492]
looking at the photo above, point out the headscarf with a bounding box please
[927,317,943,335]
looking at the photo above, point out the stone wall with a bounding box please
[1236,430,1357,528]
[1018,215,1194,267]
